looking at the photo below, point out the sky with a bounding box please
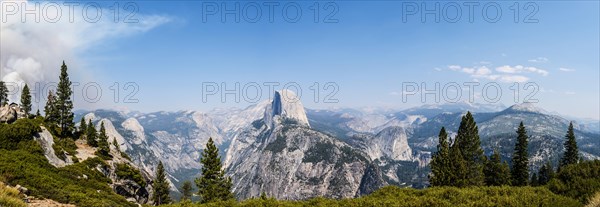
[1,0,599,119]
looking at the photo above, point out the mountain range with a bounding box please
[74,91,600,200]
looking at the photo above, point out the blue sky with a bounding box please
[1,1,599,119]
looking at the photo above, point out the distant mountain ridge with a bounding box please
[75,99,600,199]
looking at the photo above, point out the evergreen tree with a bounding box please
[511,122,530,186]
[79,117,87,136]
[152,161,172,205]
[180,180,193,201]
[561,122,579,167]
[95,122,112,159]
[449,141,468,187]
[195,138,233,203]
[20,84,32,116]
[0,81,8,106]
[430,127,451,186]
[86,120,98,147]
[453,111,485,186]
[55,61,75,137]
[530,173,539,186]
[537,161,555,185]
[44,91,58,123]
[484,150,511,186]
[36,109,41,117]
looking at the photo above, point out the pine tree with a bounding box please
[79,117,87,136]
[537,161,555,185]
[86,120,98,147]
[561,122,579,167]
[430,127,451,186]
[20,84,32,116]
[152,161,172,205]
[453,111,485,186]
[44,91,58,123]
[0,81,8,106]
[55,61,75,137]
[449,141,468,187]
[530,173,539,186]
[180,180,193,201]
[36,109,41,117]
[511,122,530,186]
[196,138,233,203]
[95,122,112,159]
[484,150,511,186]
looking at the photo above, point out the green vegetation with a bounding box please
[430,127,451,186]
[195,137,233,203]
[547,160,600,203]
[264,134,286,153]
[158,185,582,207]
[303,141,335,163]
[511,122,530,186]
[55,61,75,137]
[484,150,511,186]
[95,122,112,160]
[0,181,26,207]
[180,180,193,201]
[0,118,40,150]
[0,81,7,106]
[561,122,579,168]
[116,163,147,187]
[153,161,173,205]
[20,84,32,116]
[52,136,78,162]
[452,112,485,186]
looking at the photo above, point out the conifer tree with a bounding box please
[56,61,75,137]
[95,122,111,159]
[561,122,579,167]
[36,109,41,117]
[44,91,58,123]
[484,150,511,186]
[0,81,8,106]
[196,138,233,203]
[152,161,172,205]
[20,84,32,116]
[530,173,539,186]
[511,122,530,186]
[86,120,98,147]
[430,127,451,186]
[449,142,468,187]
[453,111,485,186]
[537,161,555,185]
[180,180,193,201]
[79,117,87,136]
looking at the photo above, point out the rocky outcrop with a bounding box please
[33,127,73,167]
[0,104,26,123]
[356,163,385,196]
[264,90,310,128]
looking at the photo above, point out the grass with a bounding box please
[0,181,26,207]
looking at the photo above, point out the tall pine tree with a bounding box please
[152,161,172,205]
[196,138,233,203]
[56,61,75,137]
[44,91,58,123]
[0,81,8,106]
[430,127,451,186]
[95,122,112,159]
[79,117,87,137]
[452,111,485,186]
[484,150,511,186]
[20,84,32,116]
[86,120,98,147]
[449,141,468,187]
[511,122,530,186]
[560,122,579,167]
[180,180,193,201]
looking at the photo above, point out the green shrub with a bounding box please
[0,182,26,207]
[0,119,41,149]
[547,160,600,203]
[115,163,147,187]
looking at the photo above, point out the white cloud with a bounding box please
[1,0,170,107]
[447,64,544,83]
[528,57,549,63]
[496,65,548,76]
[559,67,576,72]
